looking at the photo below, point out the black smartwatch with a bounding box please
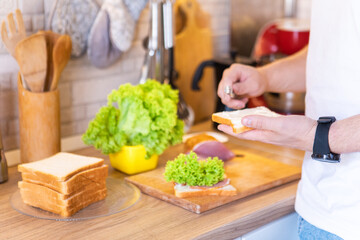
[311,116,340,163]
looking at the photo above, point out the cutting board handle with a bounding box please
[174,0,215,123]
[176,0,210,33]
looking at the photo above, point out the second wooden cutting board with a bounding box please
[125,150,301,214]
[174,0,215,123]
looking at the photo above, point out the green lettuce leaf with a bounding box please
[164,152,225,186]
[82,80,184,158]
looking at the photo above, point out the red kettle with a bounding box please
[252,18,310,60]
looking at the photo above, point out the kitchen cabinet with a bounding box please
[0,121,304,239]
[237,212,299,240]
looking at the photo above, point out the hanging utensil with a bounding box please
[139,0,164,84]
[140,0,194,130]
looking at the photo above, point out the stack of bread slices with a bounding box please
[18,152,108,217]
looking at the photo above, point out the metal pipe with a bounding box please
[284,0,297,18]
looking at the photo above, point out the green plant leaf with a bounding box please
[164,152,225,186]
[82,80,184,158]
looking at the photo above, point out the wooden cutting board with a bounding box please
[125,150,301,214]
[174,0,215,123]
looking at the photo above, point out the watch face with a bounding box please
[311,153,341,163]
[318,118,331,124]
[318,116,336,124]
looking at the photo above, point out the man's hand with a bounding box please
[218,114,317,152]
[217,64,268,110]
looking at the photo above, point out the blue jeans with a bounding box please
[297,215,343,240]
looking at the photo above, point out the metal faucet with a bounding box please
[0,129,8,183]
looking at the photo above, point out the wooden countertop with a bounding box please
[0,121,305,240]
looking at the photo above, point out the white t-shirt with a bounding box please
[295,1,360,239]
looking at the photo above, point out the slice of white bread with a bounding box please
[20,185,107,217]
[21,165,108,195]
[18,152,104,182]
[19,180,106,203]
[19,181,107,217]
[17,152,108,217]
[212,106,279,134]
[174,183,237,198]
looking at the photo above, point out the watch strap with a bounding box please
[311,116,340,163]
[313,119,332,154]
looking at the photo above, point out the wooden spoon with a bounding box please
[37,30,61,91]
[50,35,72,91]
[1,9,26,57]
[15,34,47,92]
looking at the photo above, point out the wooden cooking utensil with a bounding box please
[37,30,61,91]
[1,9,26,57]
[15,34,47,92]
[50,35,72,91]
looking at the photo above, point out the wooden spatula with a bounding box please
[15,34,47,92]
[50,35,72,91]
[1,9,26,57]
[37,30,61,91]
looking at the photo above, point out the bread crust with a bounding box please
[212,107,279,134]
[212,114,252,133]
[232,126,253,134]
[21,165,108,194]
[212,114,233,126]
[18,153,104,182]
[17,153,109,217]
[19,179,106,201]
[20,187,107,217]
[175,186,237,198]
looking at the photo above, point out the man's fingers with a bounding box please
[223,65,242,82]
[217,124,236,136]
[232,81,252,97]
[218,82,248,109]
[242,115,283,131]
[218,123,266,142]
[220,97,248,109]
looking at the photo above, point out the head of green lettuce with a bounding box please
[82,80,184,158]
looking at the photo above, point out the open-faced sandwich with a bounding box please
[164,152,237,198]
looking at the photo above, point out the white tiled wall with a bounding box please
[0,0,232,150]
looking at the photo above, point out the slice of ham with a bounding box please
[189,178,231,190]
[192,140,235,161]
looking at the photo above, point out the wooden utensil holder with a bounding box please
[17,73,60,163]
